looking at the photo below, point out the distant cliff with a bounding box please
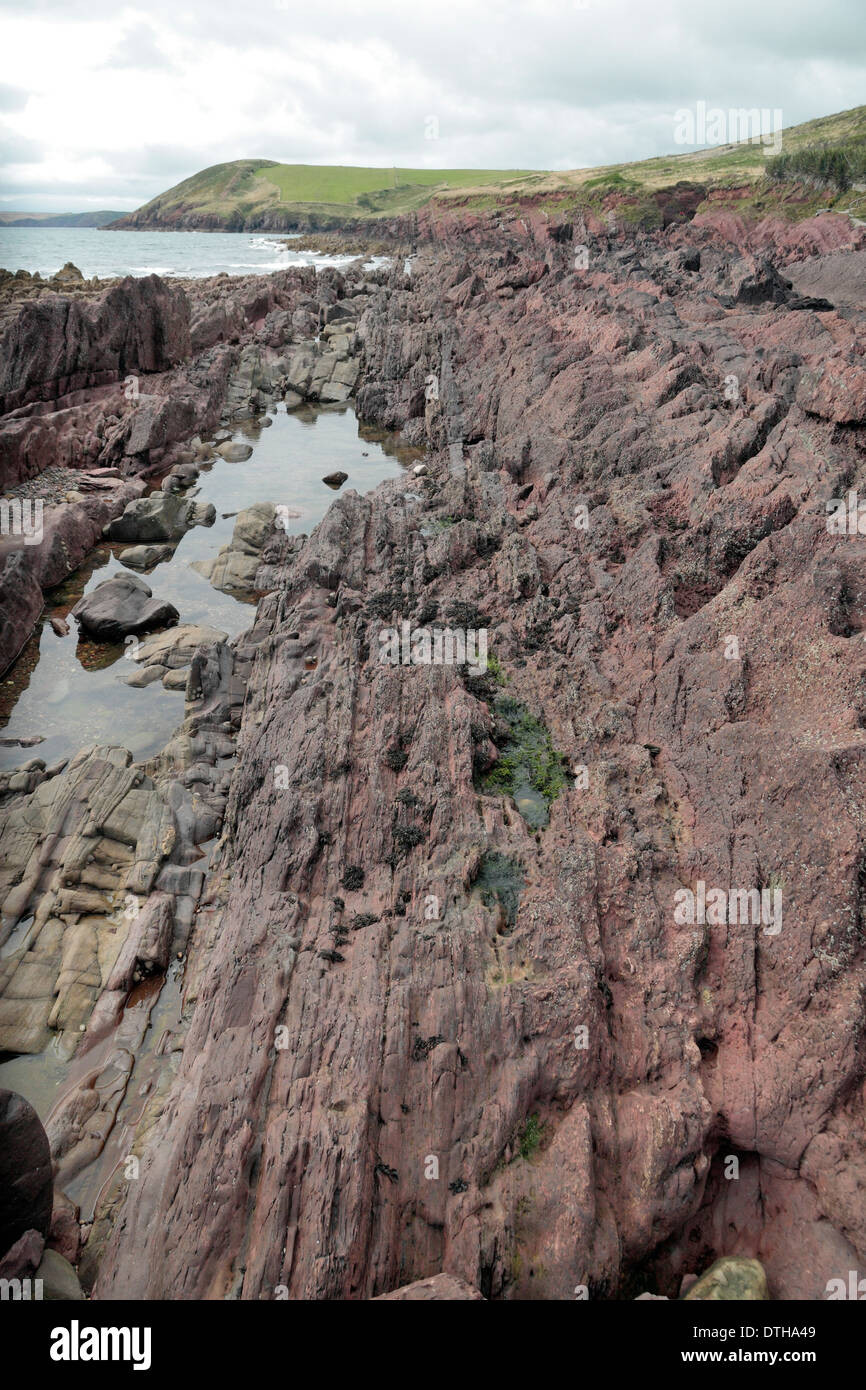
[0,211,127,228]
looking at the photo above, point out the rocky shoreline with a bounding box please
[1,203,866,1300]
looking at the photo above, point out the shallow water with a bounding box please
[0,226,389,280]
[0,404,421,771]
[0,401,420,1172]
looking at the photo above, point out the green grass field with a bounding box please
[122,159,537,226]
[112,104,866,230]
[267,164,533,202]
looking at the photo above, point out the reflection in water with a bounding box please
[0,404,421,770]
[0,402,421,1198]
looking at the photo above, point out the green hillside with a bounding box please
[108,104,866,232]
[109,160,536,230]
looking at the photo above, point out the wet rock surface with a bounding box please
[192,502,276,594]
[104,493,215,543]
[0,263,377,673]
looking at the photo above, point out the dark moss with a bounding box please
[366,589,401,619]
[394,824,425,850]
[472,851,524,929]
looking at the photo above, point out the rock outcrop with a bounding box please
[88,211,866,1303]
[0,1090,53,1261]
[3,204,866,1304]
[0,260,377,671]
[0,478,145,674]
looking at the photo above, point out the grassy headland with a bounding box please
[106,104,866,233]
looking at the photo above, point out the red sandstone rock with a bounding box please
[4,214,865,1303]
[0,275,190,416]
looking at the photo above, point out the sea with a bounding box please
[0,226,387,280]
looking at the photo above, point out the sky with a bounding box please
[0,0,864,212]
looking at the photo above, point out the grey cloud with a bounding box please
[104,22,177,72]
[0,0,864,206]
[0,84,29,113]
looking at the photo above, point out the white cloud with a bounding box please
[0,0,863,210]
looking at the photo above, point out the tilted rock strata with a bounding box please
[0,263,376,673]
[3,208,865,1301]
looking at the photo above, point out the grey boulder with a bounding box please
[72,572,178,642]
[105,493,215,542]
[0,1090,53,1261]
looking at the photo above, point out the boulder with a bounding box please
[231,502,277,554]
[34,1247,86,1300]
[319,382,352,403]
[683,1258,769,1301]
[0,1228,44,1280]
[118,543,175,571]
[192,503,276,594]
[322,471,349,488]
[0,1090,53,1260]
[133,623,228,671]
[105,493,215,542]
[192,551,259,593]
[72,572,178,642]
[216,442,253,462]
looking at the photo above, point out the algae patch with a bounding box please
[479,695,567,828]
[472,851,524,930]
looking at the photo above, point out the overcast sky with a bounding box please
[1,0,864,211]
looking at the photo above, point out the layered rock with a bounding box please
[89,211,866,1303]
[0,260,378,671]
[3,205,865,1303]
[0,273,189,416]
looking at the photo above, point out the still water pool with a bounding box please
[0,404,420,770]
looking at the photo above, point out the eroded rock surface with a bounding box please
[3,207,866,1303]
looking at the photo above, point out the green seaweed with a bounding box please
[517,1114,545,1160]
[479,695,567,828]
